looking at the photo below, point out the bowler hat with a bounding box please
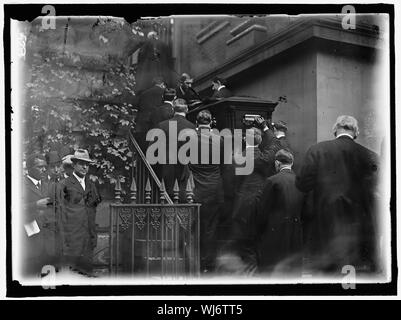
[71,149,93,163]
[46,151,62,165]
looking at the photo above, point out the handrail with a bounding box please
[129,131,174,204]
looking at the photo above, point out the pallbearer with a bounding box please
[189,110,224,273]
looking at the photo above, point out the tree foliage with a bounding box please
[23,45,138,196]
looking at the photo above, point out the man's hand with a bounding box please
[255,116,268,131]
[36,197,51,208]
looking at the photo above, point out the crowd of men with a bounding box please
[21,72,381,279]
[132,74,380,277]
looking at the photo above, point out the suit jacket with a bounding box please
[277,136,291,151]
[57,174,101,257]
[188,128,224,204]
[157,114,196,200]
[296,135,379,270]
[22,176,56,274]
[22,176,49,225]
[230,147,271,213]
[175,85,201,103]
[135,85,165,132]
[222,131,281,223]
[153,101,174,125]
[257,129,283,178]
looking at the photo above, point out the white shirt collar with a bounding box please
[217,85,226,91]
[73,172,86,189]
[280,165,292,172]
[27,175,41,187]
[198,124,211,129]
[276,133,286,139]
[174,112,186,117]
[336,133,354,139]
[164,100,173,105]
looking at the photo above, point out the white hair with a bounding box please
[332,115,359,138]
[147,31,158,39]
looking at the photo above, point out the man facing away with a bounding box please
[296,115,379,274]
[157,98,196,201]
[252,149,304,276]
[152,88,176,125]
[134,76,166,133]
[189,110,225,273]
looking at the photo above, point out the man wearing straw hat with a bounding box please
[57,149,101,275]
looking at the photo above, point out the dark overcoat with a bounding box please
[57,175,101,258]
[175,85,201,104]
[188,128,224,269]
[135,85,165,132]
[277,136,291,151]
[153,101,174,125]
[157,114,196,200]
[296,135,379,271]
[251,169,304,273]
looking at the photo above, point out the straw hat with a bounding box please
[71,149,93,163]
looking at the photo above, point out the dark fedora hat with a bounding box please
[59,146,74,159]
[46,151,62,165]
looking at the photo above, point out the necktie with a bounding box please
[36,181,41,190]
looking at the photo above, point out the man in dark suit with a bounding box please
[218,150,304,276]
[175,73,202,108]
[221,120,281,229]
[296,115,379,274]
[135,76,166,133]
[188,110,224,272]
[57,149,102,275]
[211,76,232,99]
[21,153,52,277]
[252,149,304,276]
[152,88,176,125]
[157,98,196,201]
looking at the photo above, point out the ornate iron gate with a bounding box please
[109,202,200,278]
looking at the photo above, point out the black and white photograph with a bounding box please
[2,1,398,299]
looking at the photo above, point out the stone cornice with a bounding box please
[196,20,230,44]
[226,24,267,45]
[193,17,384,91]
[229,19,253,36]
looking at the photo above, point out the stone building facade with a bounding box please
[171,15,389,165]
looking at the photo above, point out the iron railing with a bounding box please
[108,134,200,278]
